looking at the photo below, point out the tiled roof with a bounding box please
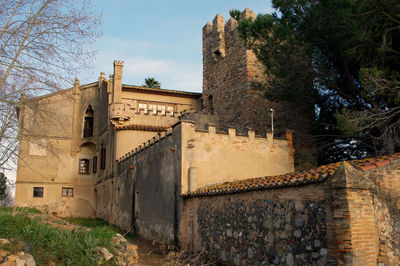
[114,124,170,132]
[122,85,202,98]
[183,153,400,197]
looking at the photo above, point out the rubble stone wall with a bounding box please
[183,184,331,265]
[182,158,400,265]
[367,162,400,264]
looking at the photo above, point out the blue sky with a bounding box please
[80,0,273,92]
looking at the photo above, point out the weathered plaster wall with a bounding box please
[120,90,199,114]
[180,122,294,194]
[15,80,107,217]
[115,130,159,159]
[113,126,182,243]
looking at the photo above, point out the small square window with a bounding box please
[33,187,43,197]
[62,187,74,197]
[79,159,90,174]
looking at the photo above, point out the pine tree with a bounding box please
[238,1,400,163]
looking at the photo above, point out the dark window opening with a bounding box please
[93,156,97,174]
[79,159,90,174]
[208,95,214,114]
[33,187,43,197]
[213,49,222,57]
[62,187,74,197]
[83,105,94,138]
[100,148,106,170]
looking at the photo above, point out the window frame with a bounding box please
[83,116,94,138]
[33,187,43,198]
[62,187,74,197]
[79,158,90,175]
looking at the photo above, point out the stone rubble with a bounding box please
[198,199,327,265]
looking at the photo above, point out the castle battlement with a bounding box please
[116,112,293,164]
[202,8,256,61]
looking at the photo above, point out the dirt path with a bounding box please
[127,236,168,265]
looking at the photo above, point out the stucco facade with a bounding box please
[15,61,201,217]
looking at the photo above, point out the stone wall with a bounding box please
[198,198,328,265]
[183,183,330,265]
[367,161,400,264]
[181,154,400,265]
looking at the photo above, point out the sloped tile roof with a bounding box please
[183,153,400,197]
[122,85,202,98]
[114,124,170,132]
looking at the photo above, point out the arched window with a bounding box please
[83,105,94,138]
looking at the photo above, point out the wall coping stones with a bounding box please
[113,124,171,132]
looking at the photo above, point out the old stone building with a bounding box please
[14,8,400,265]
[15,9,297,220]
[202,9,316,170]
[15,61,202,217]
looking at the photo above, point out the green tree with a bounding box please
[238,1,400,163]
[143,78,161,89]
[229,9,241,21]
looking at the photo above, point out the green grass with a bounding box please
[0,207,118,265]
[63,217,125,235]
[0,206,42,214]
[63,217,111,228]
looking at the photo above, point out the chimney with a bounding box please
[113,60,124,103]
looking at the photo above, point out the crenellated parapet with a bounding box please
[116,112,294,164]
[202,8,256,63]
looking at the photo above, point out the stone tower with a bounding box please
[202,9,317,170]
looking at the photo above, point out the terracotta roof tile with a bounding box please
[114,124,170,132]
[122,85,201,98]
[183,153,400,197]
